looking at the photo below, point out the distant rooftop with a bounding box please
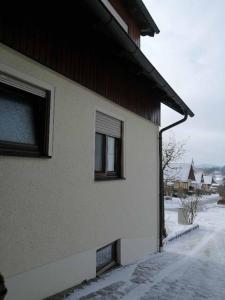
[203,175,213,185]
[195,172,203,184]
[164,163,194,182]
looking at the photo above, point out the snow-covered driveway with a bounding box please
[67,206,225,300]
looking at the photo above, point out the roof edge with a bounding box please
[85,0,194,118]
[122,0,160,37]
[135,0,160,36]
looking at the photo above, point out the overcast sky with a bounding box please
[142,0,225,166]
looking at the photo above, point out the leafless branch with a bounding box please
[162,135,186,171]
[181,195,199,224]
[162,135,186,184]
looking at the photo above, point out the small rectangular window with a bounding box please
[0,74,50,157]
[96,241,118,275]
[95,112,122,180]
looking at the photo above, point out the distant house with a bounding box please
[211,183,220,193]
[213,171,224,186]
[202,175,215,192]
[164,163,196,192]
[195,172,204,190]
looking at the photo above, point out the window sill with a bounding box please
[0,148,51,158]
[0,141,51,158]
[96,260,119,276]
[95,176,126,182]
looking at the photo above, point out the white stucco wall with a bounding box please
[0,44,159,300]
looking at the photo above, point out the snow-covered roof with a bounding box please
[203,175,213,185]
[164,163,194,182]
[195,172,203,184]
[213,173,224,185]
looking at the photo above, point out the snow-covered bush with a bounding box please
[180,196,199,224]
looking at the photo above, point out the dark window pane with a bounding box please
[107,137,115,171]
[95,133,104,171]
[0,88,37,144]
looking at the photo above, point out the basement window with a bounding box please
[95,111,123,180]
[0,73,50,157]
[96,240,119,275]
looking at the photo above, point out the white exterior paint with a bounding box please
[120,238,157,265]
[0,44,159,300]
[6,248,96,300]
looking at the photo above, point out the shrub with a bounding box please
[218,185,225,200]
[217,199,225,205]
[180,196,199,224]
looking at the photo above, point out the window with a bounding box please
[96,240,119,275]
[0,73,50,157]
[95,111,122,180]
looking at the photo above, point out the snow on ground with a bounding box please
[164,193,220,211]
[165,210,192,237]
[165,194,220,238]
[198,193,220,203]
[164,197,182,210]
[65,204,225,300]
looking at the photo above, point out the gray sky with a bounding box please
[142,0,225,166]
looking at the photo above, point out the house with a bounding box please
[164,163,196,193]
[0,2,193,299]
[202,175,215,192]
[195,172,204,190]
[212,171,224,186]
[211,183,220,193]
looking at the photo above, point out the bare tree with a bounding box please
[162,135,186,194]
[162,135,186,172]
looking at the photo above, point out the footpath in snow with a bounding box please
[52,204,225,300]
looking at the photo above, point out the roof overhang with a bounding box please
[122,0,160,37]
[84,0,194,118]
